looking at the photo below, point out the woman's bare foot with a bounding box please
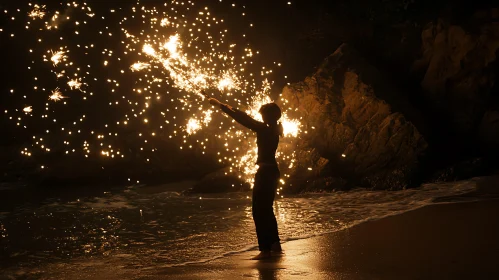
[271,242,283,254]
[251,251,272,260]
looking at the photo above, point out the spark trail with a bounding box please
[3,1,301,190]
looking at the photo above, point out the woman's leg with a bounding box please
[267,167,280,246]
[252,166,280,251]
[252,168,271,251]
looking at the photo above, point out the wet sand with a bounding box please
[10,197,499,279]
[148,199,499,280]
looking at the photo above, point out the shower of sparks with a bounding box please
[3,1,302,189]
[28,4,46,19]
[186,118,201,135]
[49,88,66,102]
[160,18,170,27]
[142,44,156,57]
[202,110,213,126]
[67,79,82,90]
[50,50,66,66]
[217,72,240,92]
[282,117,300,137]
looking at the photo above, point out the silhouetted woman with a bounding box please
[209,97,283,260]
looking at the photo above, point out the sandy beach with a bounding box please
[143,199,499,280]
[3,183,498,280]
[2,1,499,280]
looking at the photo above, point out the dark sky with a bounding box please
[0,0,351,96]
[0,0,492,149]
[0,0,321,152]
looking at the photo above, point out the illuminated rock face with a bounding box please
[281,44,427,190]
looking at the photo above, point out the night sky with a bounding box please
[1,0,494,184]
[0,0,321,185]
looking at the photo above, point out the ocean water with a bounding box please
[0,179,479,276]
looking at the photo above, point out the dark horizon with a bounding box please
[0,0,498,186]
[1,1,499,278]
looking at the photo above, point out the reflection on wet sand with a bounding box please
[252,236,328,280]
[154,199,499,280]
[0,180,481,278]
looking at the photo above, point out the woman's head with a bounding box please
[259,103,281,124]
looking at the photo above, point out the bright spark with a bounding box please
[186,118,201,135]
[23,106,33,114]
[49,88,66,102]
[68,79,82,90]
[130,62,150,72]
[50,50,66,66]
[28,4,46,19]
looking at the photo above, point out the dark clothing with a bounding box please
[220,104,279,165]
[253,164,280,251]
[220,103,281,250]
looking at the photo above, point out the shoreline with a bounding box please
[150,199,499,280]
[16,198,499,280]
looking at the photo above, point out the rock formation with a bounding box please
[280,44,428,190]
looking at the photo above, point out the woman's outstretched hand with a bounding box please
[209,98,221,107]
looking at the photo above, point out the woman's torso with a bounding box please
[256,125,279,165]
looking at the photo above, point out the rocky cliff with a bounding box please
[281,44,428,191]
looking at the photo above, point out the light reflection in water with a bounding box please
[0,180,475,272]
